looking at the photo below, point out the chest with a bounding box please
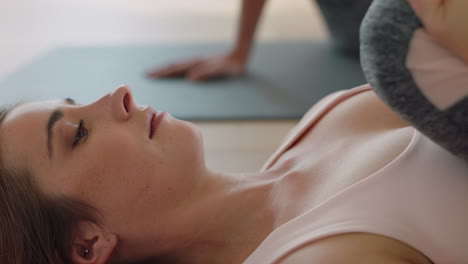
[270,91,414,221]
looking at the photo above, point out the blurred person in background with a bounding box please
[146,0,373,82]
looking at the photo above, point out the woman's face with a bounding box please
[0,86,205,233]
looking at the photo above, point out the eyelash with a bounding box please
[72,120,88,147]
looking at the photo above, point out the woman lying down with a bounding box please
[1,0,468,263]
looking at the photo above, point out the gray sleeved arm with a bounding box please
[360,0,468,161]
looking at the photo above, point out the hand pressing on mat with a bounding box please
[147,0,372,82]
[407,0,468,62]
[146,0,265,82]
[146,52,246,82]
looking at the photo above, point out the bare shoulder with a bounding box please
[277,233,433,264]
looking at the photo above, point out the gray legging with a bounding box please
[316,0,374,57]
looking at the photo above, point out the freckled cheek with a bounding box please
[98,146,180,213]
[82,139,159,208]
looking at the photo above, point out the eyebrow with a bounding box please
[46,98,76,158]
[64,97,75,104]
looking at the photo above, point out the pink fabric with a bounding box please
[406,29,468,110]
[245,85,468,264]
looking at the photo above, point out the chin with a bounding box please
[177,118,203,142]
[189,127,206,172]
[172,118,206,165]
[184,120,205,159]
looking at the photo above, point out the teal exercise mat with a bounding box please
[0,42,365,120]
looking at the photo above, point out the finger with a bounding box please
[146,64,191,78]
[146,59,202,78]
[146,65,184,78]
[187,65,223,82]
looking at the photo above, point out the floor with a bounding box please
[0,0,329,172]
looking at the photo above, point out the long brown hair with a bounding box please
[0,105,100,264]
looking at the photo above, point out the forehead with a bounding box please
[4,101,59,121]
[0,100,63,169]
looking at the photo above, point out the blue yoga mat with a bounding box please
[0,42,365,120]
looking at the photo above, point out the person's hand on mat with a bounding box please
[407,0,468,62]
[146,52,246,82]
[147,0,266,82]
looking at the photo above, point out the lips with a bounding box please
[147,108,166,139]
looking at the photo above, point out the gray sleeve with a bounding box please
[360,0,468,161]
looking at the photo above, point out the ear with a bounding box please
[71,221,118,264]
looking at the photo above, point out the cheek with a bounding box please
[69,134,155,211]
[68,120,205,224]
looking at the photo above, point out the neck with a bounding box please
[151,169,279,264]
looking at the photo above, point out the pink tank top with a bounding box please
[244,85,468,264]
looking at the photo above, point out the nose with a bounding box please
[110,85,134,121]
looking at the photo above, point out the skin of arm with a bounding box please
[229,0,268,65]
[146,0,268,81]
